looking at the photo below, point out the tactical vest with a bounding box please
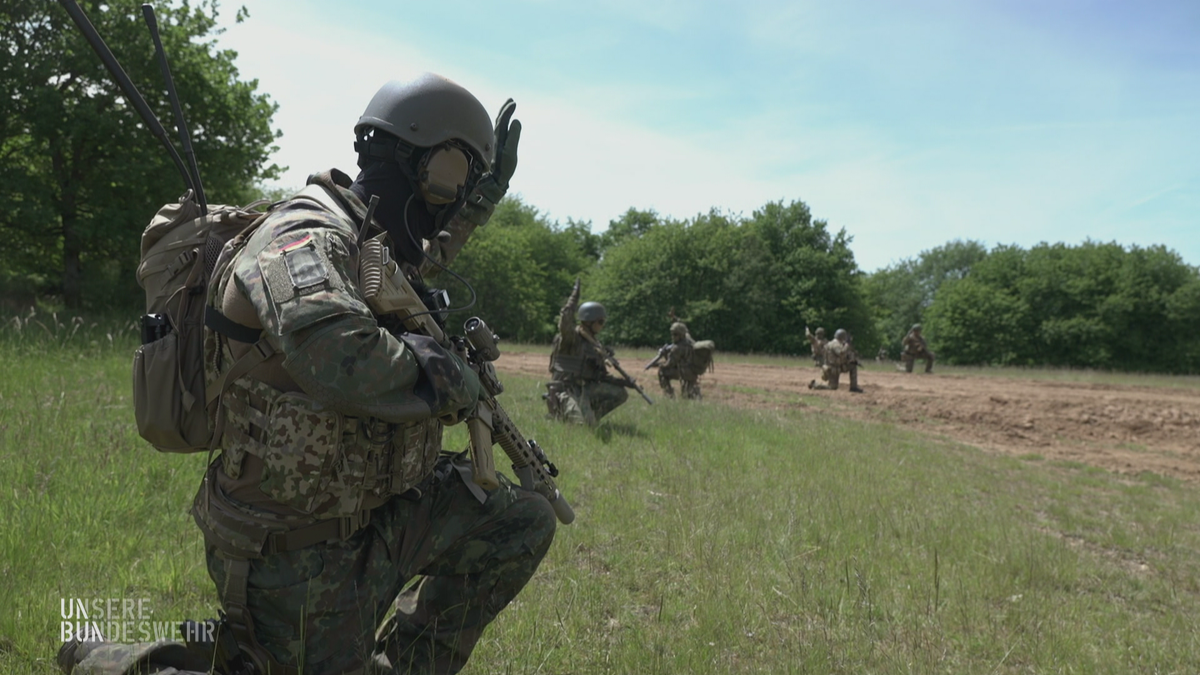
[204,184,443,522]
[549,329,608,381]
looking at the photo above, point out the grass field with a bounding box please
[3,314,1200,673]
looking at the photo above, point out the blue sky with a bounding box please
[217,0,1199,271]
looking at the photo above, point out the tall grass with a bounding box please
[3,319,1200,673]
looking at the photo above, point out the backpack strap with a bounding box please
[291,183,360,230]
[205,340,276,408]
[204,306,263,344]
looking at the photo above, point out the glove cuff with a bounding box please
[475,175,507,206]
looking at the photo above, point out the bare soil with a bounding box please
[495,351,1200,482]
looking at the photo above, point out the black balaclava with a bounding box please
[349,159,440,268]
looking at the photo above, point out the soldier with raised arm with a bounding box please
[59,74,556,675]
[805,326,827,367]
[545,279,630,425]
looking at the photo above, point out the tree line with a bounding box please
[4,2,1198,374]
[1,0,279,308]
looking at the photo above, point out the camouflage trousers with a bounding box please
[657,366,700,400]
[903,348,935,373]
[63,455,556,675]
[811,363,859,390]
[545,379,628,426]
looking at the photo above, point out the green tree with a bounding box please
[597,207,660,253]
[589,199,874,353]
[0,0,280,308]
[864,239,987,357]
[440,198,595,342]
[926,241,1200,372]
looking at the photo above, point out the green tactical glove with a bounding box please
[398,333,482,424]
[440,351,483,425]
[457,99,521,227]
[478,98,521,204]
[421,100,521,276]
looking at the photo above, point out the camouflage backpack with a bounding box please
[132,189,271,453]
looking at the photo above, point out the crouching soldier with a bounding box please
[808,329,864,393]
[545,279,631,425]
[649,322,714,400]
[901,323,935,373]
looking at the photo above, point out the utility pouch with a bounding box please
[133,329,210,451]
[259,393,343,514]
[191,463,276,560]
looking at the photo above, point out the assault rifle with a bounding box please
[359,233,574,524]
[603,351,654,405]
[644,343,673,371]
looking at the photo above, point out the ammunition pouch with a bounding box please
[217,377,442,520]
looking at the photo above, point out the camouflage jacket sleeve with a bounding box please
[418,209,477,278]
[558,287,580,349]
[824,340,857,368]
[233,202,433,423]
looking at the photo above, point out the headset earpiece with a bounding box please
[418,144,470,205]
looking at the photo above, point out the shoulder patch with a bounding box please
[282,237,329,294]
[256,230,364,336]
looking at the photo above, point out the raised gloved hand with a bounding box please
[422,100,522,277]
[476,98,521,205]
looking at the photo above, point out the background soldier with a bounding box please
[59,74,556,675]
[805,326,827,367]
[808,329,864,393]
[902,323,936,373]
[652,321,709,399]
[545,279,631,425]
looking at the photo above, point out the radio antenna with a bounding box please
[56,0,196,201]
[141,4,207,215]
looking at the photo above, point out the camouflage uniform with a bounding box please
[545,287,628,425]
[809,331,862,392]
[657,323,701,400]
[63,171,556,675]
[805,327,827,367]
[901,326,935,373]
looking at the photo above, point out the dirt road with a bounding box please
[494,351,1200,482]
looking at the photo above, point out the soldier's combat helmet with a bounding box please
[911,324,922,332]
[354,73,494,205]
[670,322,688,338]
[577,302,607,323]
[815,327,825,337]
[835,329,849,341]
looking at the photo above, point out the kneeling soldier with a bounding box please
[809,329,864,393]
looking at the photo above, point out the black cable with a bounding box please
[399,194,479,321]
